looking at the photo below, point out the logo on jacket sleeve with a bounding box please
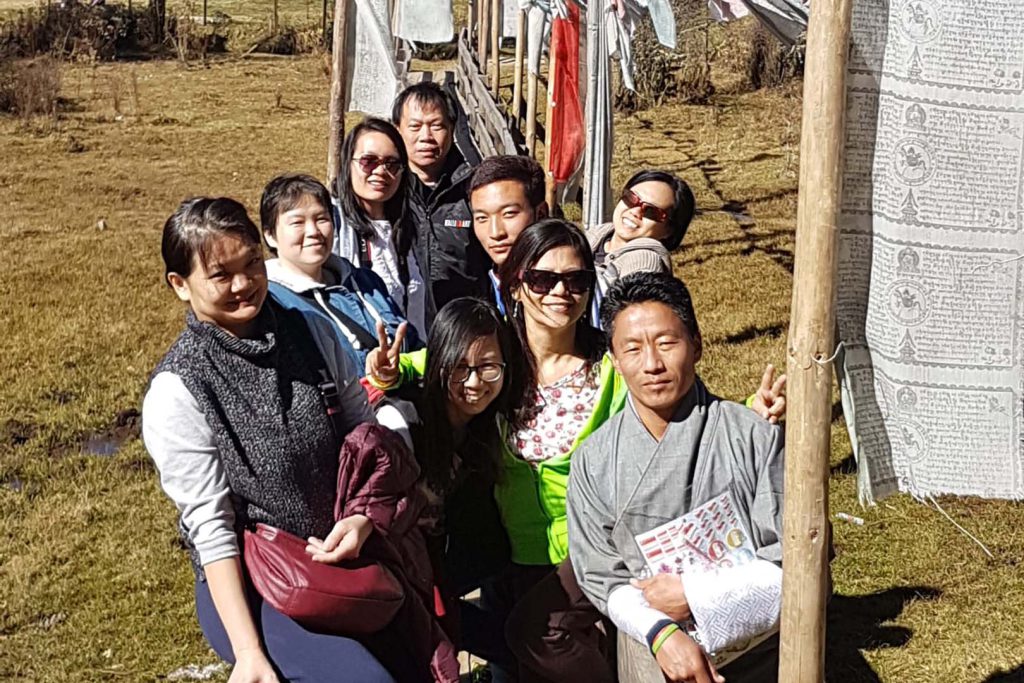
[444,219,472,229]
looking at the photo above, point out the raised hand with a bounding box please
[306,514,374,564]
[364,320,407,388]
[751,363,787,424]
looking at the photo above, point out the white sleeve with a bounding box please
[607,584,674,646]
[141,372,239,567]
[374,403,412,451]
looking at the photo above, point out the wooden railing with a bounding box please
[455,27,523,157]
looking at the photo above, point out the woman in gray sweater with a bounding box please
[586,170,696,327]
[142,197,396,683]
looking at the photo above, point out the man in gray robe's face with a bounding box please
[567,271,787,683]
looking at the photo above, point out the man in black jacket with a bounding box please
[392,82,490,313]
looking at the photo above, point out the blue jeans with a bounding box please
[194,579,395,683]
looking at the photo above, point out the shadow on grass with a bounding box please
[984,665,1024,682]
[826,586,942,683]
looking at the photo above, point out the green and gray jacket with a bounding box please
[385,350,629,566]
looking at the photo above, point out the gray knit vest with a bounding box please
[154,302,340,573]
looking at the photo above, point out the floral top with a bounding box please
[512,360,602,464]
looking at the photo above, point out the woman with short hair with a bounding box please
[142,197,394,683]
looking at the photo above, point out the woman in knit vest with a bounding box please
[142,198,395,683]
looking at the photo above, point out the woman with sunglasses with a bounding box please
[334,117,430,337]
[586,171,696,325]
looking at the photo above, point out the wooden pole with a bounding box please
[778,0,853,680]
[271,0,279,33]
[543,28,559,211]
[202,0,206,25]
[326,0,353,191]
[526,59,538,154]
[322,0,329,44]
[477,0,487,68]
[490,0,500,98]
[512,8,526,125]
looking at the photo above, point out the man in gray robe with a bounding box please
[567,272,786,683]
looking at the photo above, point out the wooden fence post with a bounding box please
[512,8,526,124]
[326,0,354,190]
[490,0,501,98]
[778,0,853,680]
[543,27,559,210]
[526,61,538,154]
[477,0,488,67]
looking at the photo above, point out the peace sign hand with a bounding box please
[751,363,787,424]
[365,320,407,388]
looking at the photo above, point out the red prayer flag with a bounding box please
[549,3,584,184]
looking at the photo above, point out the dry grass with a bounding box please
[1,49,1023,683]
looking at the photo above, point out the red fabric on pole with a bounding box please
[549,3,583,184]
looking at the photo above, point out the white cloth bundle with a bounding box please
[685,559,782,663]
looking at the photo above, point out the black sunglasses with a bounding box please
[352,155,403,175]
[521,269,595,295]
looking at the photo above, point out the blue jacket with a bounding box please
[266,255,423,372]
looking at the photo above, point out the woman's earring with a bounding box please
[513,300,522,318]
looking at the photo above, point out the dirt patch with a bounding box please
[81,408,140,457]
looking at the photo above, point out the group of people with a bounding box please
[142,81,790,683]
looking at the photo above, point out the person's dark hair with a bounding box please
[336,117,414,257]
[600,271,700,348]
[259,173,333,256]
[415,297,521,493]
[469,155,546,210]
[621,170,696,252]
[161,197,262,283]
[497,219,605,428]
[391,81,458,129]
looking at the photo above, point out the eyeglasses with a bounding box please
[521,268,595,295]
[352,155,404,176]
[621,188,670,223]
[448,362,506,384]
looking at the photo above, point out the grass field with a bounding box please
[2,40,1024,683]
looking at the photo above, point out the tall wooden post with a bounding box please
[543,30,559,211]
[526,62,538,153]
[778,0,853,680]
[202,0,206,25]
[477,0,488,67]
[271,0,279,33]
[512,8,526,124]
[490,0,501,97]
[326,0,354,190]
[321,0,329,44]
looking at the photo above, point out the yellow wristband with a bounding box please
[651,623,680,655]
[365,373,398,390]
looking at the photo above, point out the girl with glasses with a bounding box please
[364,297,522,673]
[334,117,431,338]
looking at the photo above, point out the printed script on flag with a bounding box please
[838,0,1024,501]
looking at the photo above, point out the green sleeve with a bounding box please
[392,348,428,388]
